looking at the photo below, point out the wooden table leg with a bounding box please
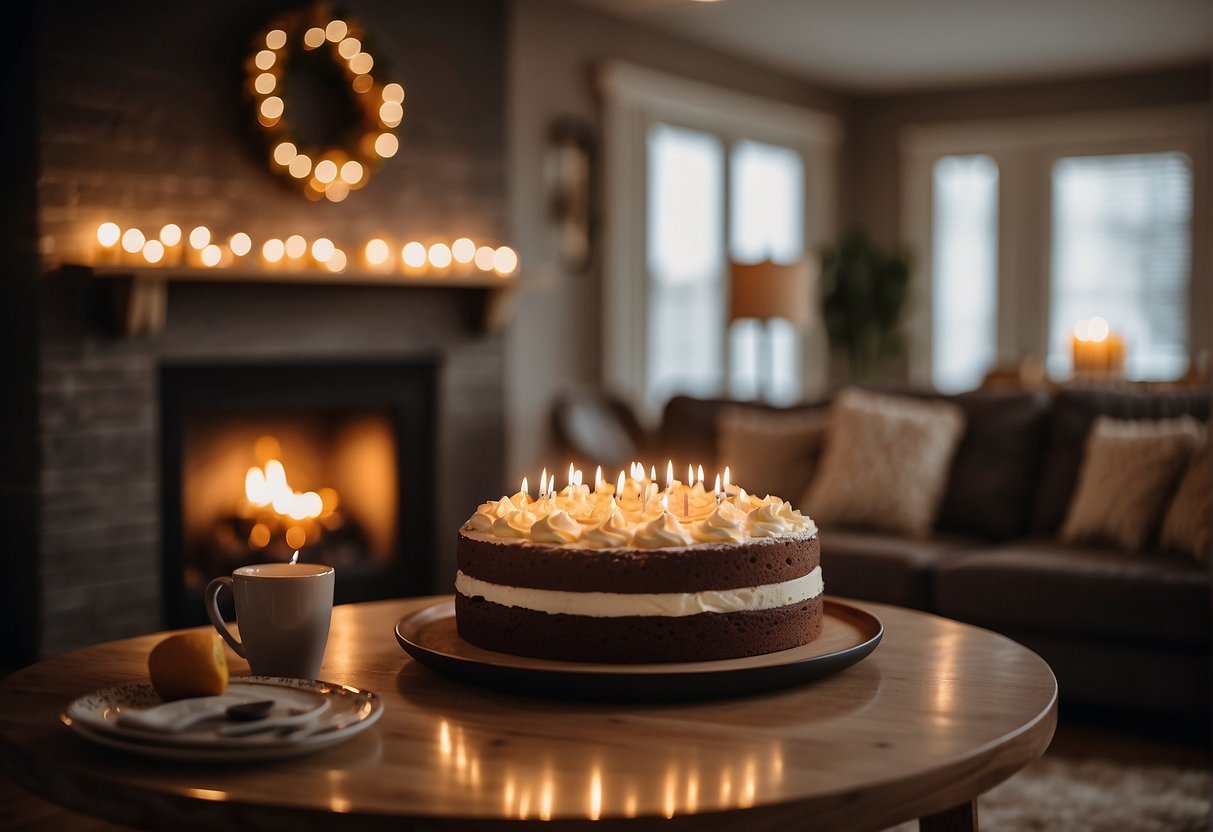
[919,800,977,832]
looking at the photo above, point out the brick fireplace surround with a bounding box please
[0,0,509,669]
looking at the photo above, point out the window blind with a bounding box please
[1049,152,1192,381]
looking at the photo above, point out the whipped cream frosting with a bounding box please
[455,566,823,618]
[462,477,816,550]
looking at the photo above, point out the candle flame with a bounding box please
[714,473,721,494]
[617,470,625,495]
[539,468,548,497]
[665,460,674,489]
[650,465,656,481]
[697,464,705,484]
[521,476,529,497]
[595,465,603,492]
[688,464,694,486]
[724,466,731,489]
[290,550,300,565]
[574,468,583,487]
[568,463,576,488]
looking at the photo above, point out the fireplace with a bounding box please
[160,361,436,627]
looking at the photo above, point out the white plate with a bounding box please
[62,677,382,761]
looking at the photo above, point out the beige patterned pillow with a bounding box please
[1159,430,1211,561]
[1060,416,1203,553]
[716,405,830,502]
[802,388,965,538]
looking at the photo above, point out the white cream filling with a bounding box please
[455,566,823,618]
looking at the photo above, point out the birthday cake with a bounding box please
[455,464,823,663]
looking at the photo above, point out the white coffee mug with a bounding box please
[205,563,335,679]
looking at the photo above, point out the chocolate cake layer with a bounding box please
[455,593,824,663]
[457,530,820,593]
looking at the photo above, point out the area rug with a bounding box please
[886,755,1210,832]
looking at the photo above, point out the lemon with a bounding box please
[147,631,229,701]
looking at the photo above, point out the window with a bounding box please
[902,105,1207,389]
[1048,152,1192,380]
[646,130,806,408]
[600,61,841,422]
[931,155,999,393]
[646,124,726,404]
[729,140,805,403]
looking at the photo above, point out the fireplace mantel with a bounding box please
[51,264,517,336]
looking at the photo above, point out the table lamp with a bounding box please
[728,259,812,400]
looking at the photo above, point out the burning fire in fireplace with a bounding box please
[241,441,340,552]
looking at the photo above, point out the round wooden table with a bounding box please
[0,596,1056,831]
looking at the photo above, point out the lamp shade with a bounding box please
[728,259,812,328]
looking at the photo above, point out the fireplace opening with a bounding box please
[161,361,435,627]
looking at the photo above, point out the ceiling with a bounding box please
[571,0,1212,93]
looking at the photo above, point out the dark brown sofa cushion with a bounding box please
[1031,387,1211,534]
[819,530,979,610]
[934,538,1210,647]
[935,389,1051,540]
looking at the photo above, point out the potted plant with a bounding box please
[819,226,910,383]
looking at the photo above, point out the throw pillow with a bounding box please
[716,405,830,501]
[1159,429,1211,561]
[802,387,966,538]
[1060,415,1203,553]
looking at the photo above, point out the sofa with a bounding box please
[652,384,1211,722]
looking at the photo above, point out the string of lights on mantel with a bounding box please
[90,221,520,278]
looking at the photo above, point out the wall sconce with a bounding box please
[545,116,594,275]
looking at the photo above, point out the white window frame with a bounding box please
[598,60,842,423]
[901,103,1210,387]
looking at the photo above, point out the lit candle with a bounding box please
[285,234,308,267]
[142,240,165,265]
[365,238,391,271]
[714,473,722,504]
[401,241,427,275]
[262,238,286,267]
[568,463,576,491]
[520,476,529,505]
[96,222,121,265]
[616,470,625,498]
[665,460,674,491]
[724,466,732,495]
[452,237,476,274]
[229,232,252,260]
[539,468,548,501]
[595,465,603,493]
[290,549,300,565]
[121,228,145,264]
[159,223,183,266]
[697,465,704,485]
[187,226,210,267]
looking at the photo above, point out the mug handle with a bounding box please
[205,577,247,659]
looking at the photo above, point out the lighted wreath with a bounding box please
[246,5,403,202]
